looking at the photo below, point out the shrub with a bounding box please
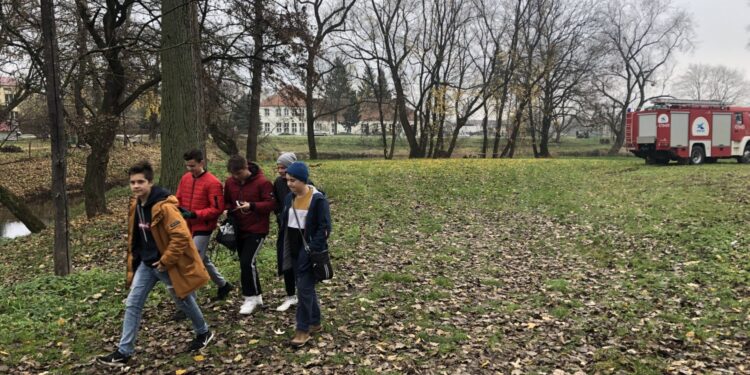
[1,145,23,153]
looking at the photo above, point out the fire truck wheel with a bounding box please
[689,146,705,165]
[738,149,750,164]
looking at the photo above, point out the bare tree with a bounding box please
[500,0,547,158]
[673,63,750,104]
[0,1,46,146]
[593,0,692,155]
[534,0,599,157]
[75,0,162,216]
[344,0,402,158]
[293,0,357,160]
[486,0,526,158]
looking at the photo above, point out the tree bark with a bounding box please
[246,0,264,161]
[41,0,70,275]
[305,73,318,160]
[492,99,507,158]
[481,103,489,158]
[0,184,45,234]
[84,123,115,217]
[529,103,539,158]
[160,0,205,192]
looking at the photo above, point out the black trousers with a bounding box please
[283,268,296,297]
[237,234,266,297]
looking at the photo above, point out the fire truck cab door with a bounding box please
[670,112,689,147]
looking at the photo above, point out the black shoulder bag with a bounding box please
[292,202,333,282]
[215,215,238,251]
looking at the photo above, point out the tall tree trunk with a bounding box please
[529,103,538,158]
[305,70,318,160]
[160,0,205,191]
[539,112,552,157]
[73,1,88,147]
[388,106,398,159]
[246,0,264,161]
[445,117,466,157]
[83,121,115,217]
[148,111,159,142]
[492,99,507,158]
[538,92,554,157]
[502,100,529,158]
[378,101,387,159]
[41,0,70,275]
[609,129,624,155]
[608,109,625,155]
[481,102,489,158]
[389,72,421,157]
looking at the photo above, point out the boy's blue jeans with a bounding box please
[117,261,208,356]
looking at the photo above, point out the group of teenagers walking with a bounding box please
[97,150,331,367]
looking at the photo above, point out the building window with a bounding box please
[284,123,289,133]
[292,123,297,134]
[4,94,13,104]
[264,123,270,132]
[276,123,282,132]
[276,108,281,116]
[264,108,270,116]
[284,108,289,116]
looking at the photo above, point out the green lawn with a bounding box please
[1,156,748,373]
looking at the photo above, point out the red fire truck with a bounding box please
[626,99,750,165]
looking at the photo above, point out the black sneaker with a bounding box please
[97,350,130,367]
[214,282,234,301]
[172,309,187,321]
[188,330,214,352]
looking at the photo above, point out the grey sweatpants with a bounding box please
[193,234,227,287]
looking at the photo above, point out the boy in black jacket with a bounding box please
[273,152,297,312]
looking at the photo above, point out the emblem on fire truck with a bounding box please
[658,114,669,124]
[692,116,709,136]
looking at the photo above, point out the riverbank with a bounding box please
[0,142,162,200]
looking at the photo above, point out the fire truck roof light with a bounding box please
[650,98,730,108]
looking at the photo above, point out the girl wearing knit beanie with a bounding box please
[277,161,332,347]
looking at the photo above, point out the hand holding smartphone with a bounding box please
[233,200,249,212]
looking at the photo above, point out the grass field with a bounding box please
[0,154,748,374]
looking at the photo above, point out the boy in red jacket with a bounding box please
[224,154,276,315]
[176,150,233,304]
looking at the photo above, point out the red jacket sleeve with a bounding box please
[252,179,276,214]
[194,178,224,221]
[175,174,186,207]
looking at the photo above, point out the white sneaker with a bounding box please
[276,295,298,312]
[239,295,263,315]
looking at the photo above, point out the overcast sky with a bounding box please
[673,0,750,78]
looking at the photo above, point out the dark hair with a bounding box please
[183,149,203,162]
[227,154,248,173]
[128,160,154,182]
